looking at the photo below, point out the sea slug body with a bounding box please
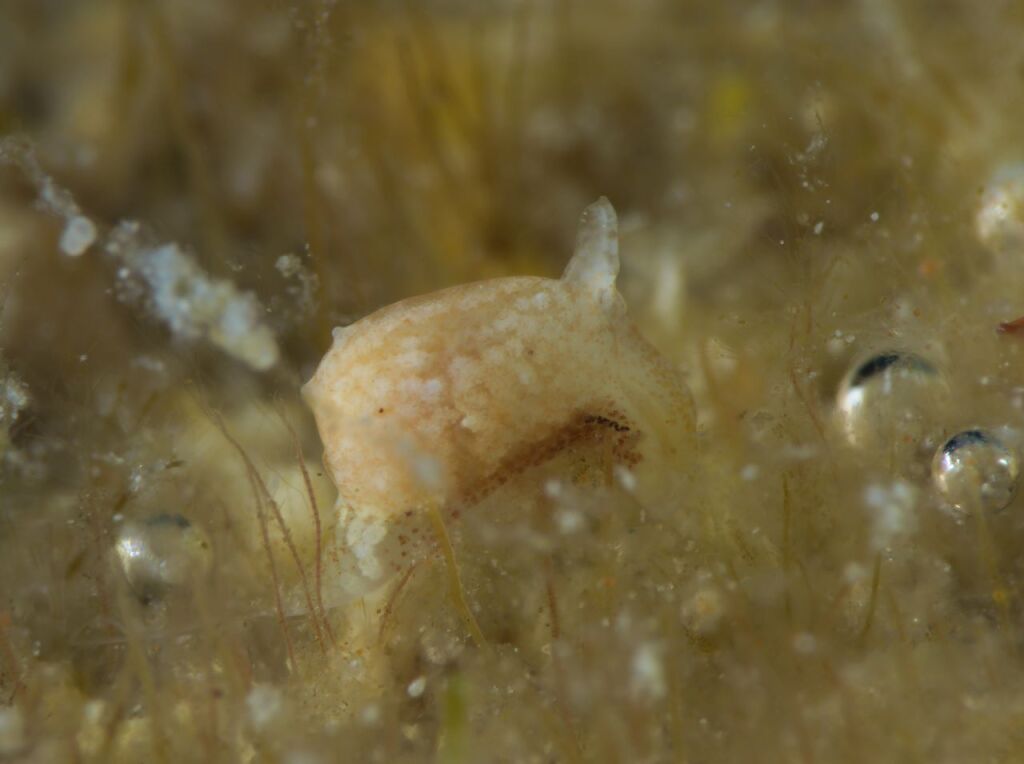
[304,198,695,595]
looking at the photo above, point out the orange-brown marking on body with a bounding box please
[998,316,1024,334]
[454,406,641,508]
[379,407,643,576]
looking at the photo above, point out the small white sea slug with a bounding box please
[303,198,695,596]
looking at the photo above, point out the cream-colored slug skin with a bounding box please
[303,198,695,595]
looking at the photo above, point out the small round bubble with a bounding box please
[932,429,1020,514]
[114,514,213,604]
[836,350,950,458]
[977,163,1024,256]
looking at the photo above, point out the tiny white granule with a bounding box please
[869,211,880,222]
[82,699,105,724]
[407,676,427,698]
[275,253,302,277]
[60,215,97,257]
[360,704,381,725]
[246,684,283,730]
[556,508,583,534]
[843,562,867,583]
[1,373,29,425]
[630,643,666,700]
[614,465,637,492]
[740,464,760,481]
[813,221,824,235]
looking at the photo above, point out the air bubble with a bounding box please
[836,350,949,458]
[932,429,1020,513]
[114,514,213,604]
[976,163,1024,256]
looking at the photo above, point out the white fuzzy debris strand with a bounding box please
[107,224,280,371]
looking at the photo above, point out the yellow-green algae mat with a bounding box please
[3,1,1024,762]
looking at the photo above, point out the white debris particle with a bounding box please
[108,227,280,371]
[82,699,105,725]
[813,220,825,235]
[1,377,28,426]
[0,141,282,372]
[132,355,166,374]
[407,676,427,698]
[863,480,918,551]
[843,562,867,583]
[801,131,828,160]
[275,252,319,319]
[275,253,302,277]
[60,215,97,257]
[360,704,381,725]
[556,508,583,534]
[0,139,99,263]
[869,211,880,222]
[630,643,666,700]
[0,137,80,220]
[544,479,563,498]
[0,359,29,446]
[246,684,283,730]
[740,464,760,481]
